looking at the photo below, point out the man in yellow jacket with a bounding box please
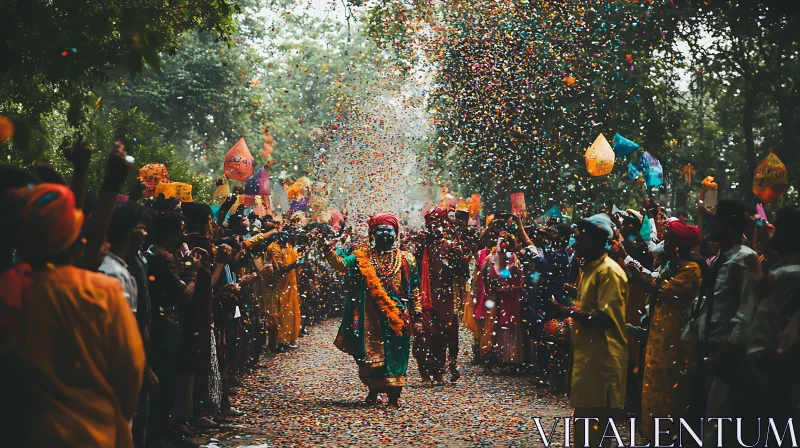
[554,213,628,448]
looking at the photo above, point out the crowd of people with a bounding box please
[450,199,799,447]
[0,142,350,447]
[1,140,798,448]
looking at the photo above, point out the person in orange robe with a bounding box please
[640,222,703,441]
[10,183,145,447]
[268,230,302,349]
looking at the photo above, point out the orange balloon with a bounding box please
[753,152,788,204]
[467,193,481,218]
[224,138,254,181]
[285,176,311,201]
[564,76,576,86]
[701,176,718,190]
[585,134,615,176]
[155,181,192,202]
[261,143,274,158]
[0,116,14,144]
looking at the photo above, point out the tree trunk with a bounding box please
[776,95,797,185]
[676,184,689,209]
[741,74,758,206]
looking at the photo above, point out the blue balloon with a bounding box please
[627,162,642,182]
[613,133,641,157]
[244,175,260,195]
[637,151,664,188]
[641,215,652,241]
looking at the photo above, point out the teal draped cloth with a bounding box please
[334,250,420,380]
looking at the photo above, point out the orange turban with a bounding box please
[15,183,84,260]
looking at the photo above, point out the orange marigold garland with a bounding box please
[352,249,406,336]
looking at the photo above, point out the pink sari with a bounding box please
[473,249,491,320]
[484,246,524,363]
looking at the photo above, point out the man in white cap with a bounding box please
[553,213,629,448]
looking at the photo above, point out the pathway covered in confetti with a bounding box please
[200,320,572,447]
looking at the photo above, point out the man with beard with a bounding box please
[317,214,423,407]
[413,207,465,386]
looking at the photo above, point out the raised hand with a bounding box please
[63,139,93,174]
[216,244,234,263]
[127,179,147,202]
[191,247,209,265]
[101,141,132,193]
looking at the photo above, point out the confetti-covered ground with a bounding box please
[199,320,574,447]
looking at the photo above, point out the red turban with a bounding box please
[424,207,449,225]
[668,221,702,248]
[367,213,399,234]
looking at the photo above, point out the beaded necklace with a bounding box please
[370,248,401,284]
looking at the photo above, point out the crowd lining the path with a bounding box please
[0,141,798,447]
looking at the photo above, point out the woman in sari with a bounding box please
[640,221,704,441]
[482,231,527,369]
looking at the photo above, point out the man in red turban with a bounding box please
[414,207,467,386]
[666,221,702,248]
[367,213,400,236]
[639,219,704,442]
[15,183,84,261]
[317,212,423,408]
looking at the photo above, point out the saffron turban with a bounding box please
[668,221,702,248]
[424,207,448,225]
[367,213,399,234]
[15,183,84,260]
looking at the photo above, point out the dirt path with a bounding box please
[200,320,572,447]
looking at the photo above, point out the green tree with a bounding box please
[102,30,265,178]
[5,105,213,200]
[101,0,397,192]
[661,0,800,207]
[414,0,684,211]
[1,0,238,157]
